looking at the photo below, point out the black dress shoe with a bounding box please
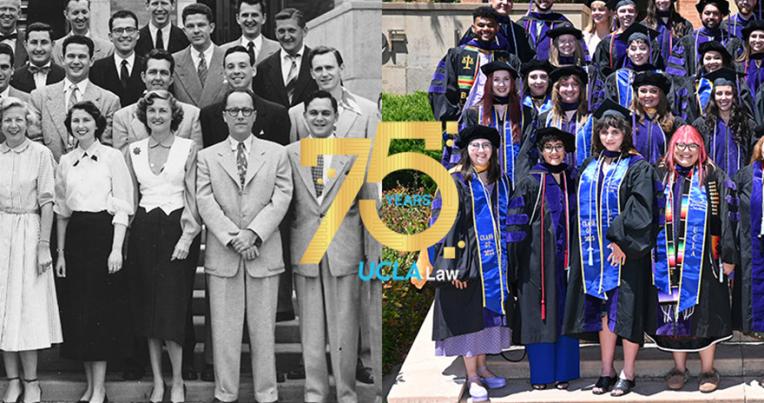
[181,368,197,381]
[211,399,237,403]
[356,363,374,384]
[201,364,215,382]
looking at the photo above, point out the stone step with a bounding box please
[0,372,376,403]
[456,376,764,403]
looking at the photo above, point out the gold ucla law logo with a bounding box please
[462,54,474,70]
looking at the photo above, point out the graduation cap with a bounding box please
[535,127,576,152]
[593,98,633,122]
[521,59,554,77]
[704,67,741,87]
[698,41,732,65]
[549,65,589,85]
[456,125,501,149]
[617,23,659,44]
[546,23,583,40]
[481,60,519,79]
[632,71,671,94]
[607,0,637,10]
[743,19,764,42]
[695,0,730,16]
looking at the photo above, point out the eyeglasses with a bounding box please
[224,107,256,117]
[674,143,700,152]
[111,27,138,35]
[543,144,565,153]
[468,141,493,150]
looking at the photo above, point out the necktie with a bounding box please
[120,59,129,88]
[198,51,208,84]
[155,28,164,50]
[285,55,298,104]
[236,141,247,189]
[312,154,324,197]
[247,41,255,63]
[67,84,78,149]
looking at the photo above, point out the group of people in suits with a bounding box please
[424,0,764,401]
[0,1,382,403]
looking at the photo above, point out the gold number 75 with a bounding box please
[298,121,459,265]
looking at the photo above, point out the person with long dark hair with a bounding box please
[509,127,580,391]
[649,125,735,393]
[429,125,512,403]
[641,0,693,66]
[630,71,684,165]
[563,103,657,397]
[521,59,554,115]
[737,20,764,98]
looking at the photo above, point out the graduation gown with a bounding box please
[592,27,663,72]
[671,74,754,123]
[648,16,695,68]
[537,110,594,170]
[632,115,684,165]
[430,172,513,341]
[563,155,658,344]
[666,28,743,78]
[649,164,735,350]
[742,56,764,105]
[459,15,536,63]
[517,12,576,62]
[720,13,755,41]
[604,65,661,109]
[692,116,754,178]
[509,163,577,344]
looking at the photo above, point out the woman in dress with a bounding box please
[521,59,554,116]
[0,97,62,403]
[691,70,754,178]
[583,0,612,58]
[563,103,657,397]
[509,127,580,390]
[630,71,684,165]
[430,125,511,403]
[649,125,735,393]
[460,61,536,184]
[55,101,133,403]
[641,0,693,65]
[124,91,201,403]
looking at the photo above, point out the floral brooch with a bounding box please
[132,147,141,155]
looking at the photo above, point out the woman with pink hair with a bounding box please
[649,125,736,393]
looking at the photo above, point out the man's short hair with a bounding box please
[109,9,139,31]
[224,45,255,67]
[304,90,338,114]
[142,48,175,74]
[225,88,258,109]
[62,35,94,58]
[309,46,344,69]
[237,0,265,13]
[65,0,90,10]
[182,2,214,24]
[0,43,14,67]
[472,6,500,22]
[274,8,305,28]
[25,22,54,42]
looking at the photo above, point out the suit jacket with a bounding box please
[252,47,317,109]
[52,33,114,66]
[286,140,380,277]
[9,31,27,69]
[220,36,280,66]
[200,92,290,147]
[135,24,190,58]
[89,54,146,108]
[172,45,227,109]
[11,62,66,93]
[110,101,202,151]
[0,86,30,143]
[196,137,293,278]
[28,80,121,161]
[288,89,380,143]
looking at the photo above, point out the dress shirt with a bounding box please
[30,61,52,90]
[190,44,215,75]
[337,88,362,116]
[228,133,254,164]
[63,78,89,110]
[0,29,16,52]
[308,133,335,204]
[281,45,304,86]
[0,85,10,99]
[114,52,135,78]
[0,138,55,214]
[54,140,134,226]
[239,35,263,61]
[148,22,171,51]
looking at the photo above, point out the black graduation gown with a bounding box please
[562,156,659,344]
[672,74,755,124]
[665,29,743,78]
[691,116,755,178]
[648,165,735,348]
[509,164,578,344]
[733,164,763,332]
[592,29,664,72]
[459,15,536,63]
[431,172,513,341]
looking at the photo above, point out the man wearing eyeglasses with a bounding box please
[89,10,146,108]
[196,88,292,403]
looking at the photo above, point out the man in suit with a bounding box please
[221,0,279,66]
[0,0,27,69]
[252,8,317,109]
[89,10,145,108]
[196,88,292,403]
[135,0,190,57]
[287,90,380,403]
[11,22,65,93]
[171,3,226,110]
[28,35,121,161]
[110,49,202,151]
[52,0,114,66]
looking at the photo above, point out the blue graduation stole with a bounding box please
[696,77,713,113]
[469,173,511,315]
[750,162,764,330]
[615,69,634,108]
[577,155,631,300]
[654,168,708,315]
[523,95,552,115]
[574,116,594,171]
[480,107,522,185]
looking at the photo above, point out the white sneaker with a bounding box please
[468,381,489,402]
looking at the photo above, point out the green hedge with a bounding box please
[381,92,438,374]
